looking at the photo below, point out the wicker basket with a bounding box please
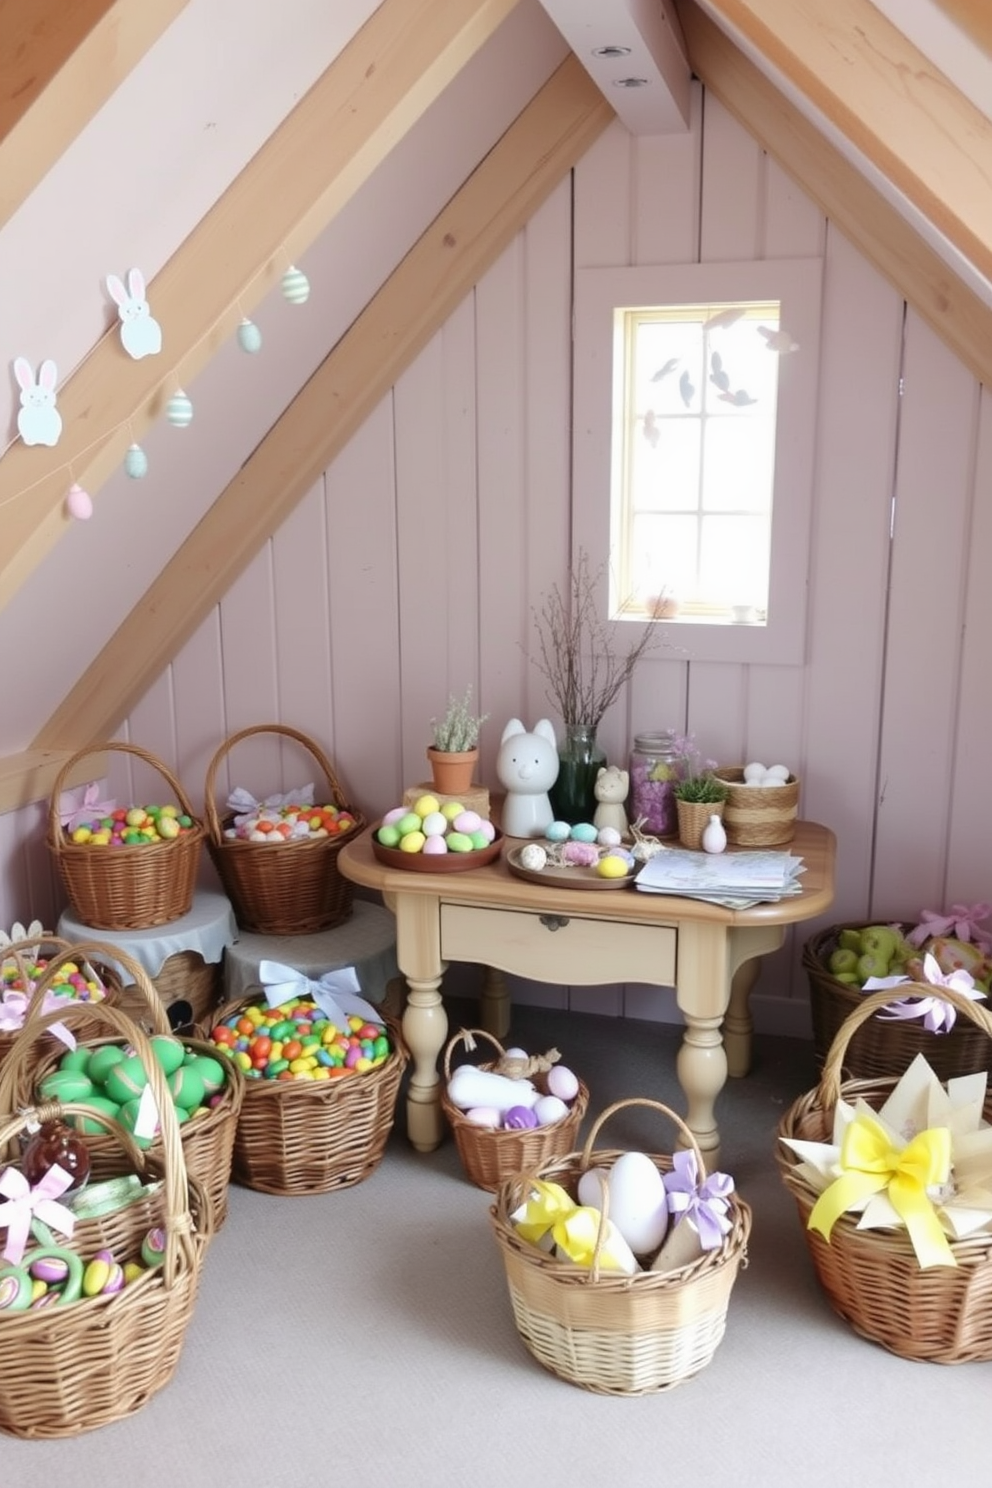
[777,984,992,1363]
[0,1000,214,1438]
[114,948,222,1032]
[0,943,244,1229]
[712,766,799,846]
[441,1028,590,1192]
[489,1098,752,1395]
[0,933,122,1067]
[204,724,365,935]
[802,921,992,1081]
[209,992,408,1195]
[49,743,205,930]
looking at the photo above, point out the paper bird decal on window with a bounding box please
[718,389,758,407]
[642,410,660,447]
[679,369,695,407]
[709,351,730,393]
[706,306,745,331]
[757,325,799,354]
[651,357,679,382]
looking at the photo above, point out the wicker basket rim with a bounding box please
[48,742,202,855]
[202,723,358,846]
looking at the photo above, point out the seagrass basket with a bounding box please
[712,766,799,846]
[802,921,992,1081]
[204,723,365,935]
[0,943,244,1229]
[49,743,205,929]
[0,1000,213,1438]
[489,1098,752,1395]
[0,933,122,1067]
[441,1028,589,1192]
[114,948,222,1032]
[209,992,408,1195]
[777,984,992,1364]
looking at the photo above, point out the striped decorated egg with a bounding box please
[281,266,310,304]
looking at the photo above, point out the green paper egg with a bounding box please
[70,1096,123,1135]
[87,1044,126,1087]
[183,1054,226,1097]
[168,1065,205,1112]
[59,1048,92,1075]
[37,1070,94,1103]
[104,1055,149,1105]
[149,1035,185,1076]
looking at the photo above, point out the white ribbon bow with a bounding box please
[227,784,315,826]
[0,1165,76,1265]
[258,961,383,1029]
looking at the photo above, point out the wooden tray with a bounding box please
[504,844,635,891]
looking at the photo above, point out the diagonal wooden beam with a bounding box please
[0,0,191,227]
[684,0,992,289]
[679,1,992,390]
[35,56,614,752]
[932,0,992,58]
[0,0,521,613]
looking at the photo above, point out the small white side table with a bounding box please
[222,899,401,1012]
[58,890,238,1029]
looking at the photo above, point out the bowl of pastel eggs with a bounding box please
[371,795,503,872]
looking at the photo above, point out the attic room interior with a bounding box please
[1,0,992,1464]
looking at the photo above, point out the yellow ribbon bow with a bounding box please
[808,1111,955,1269]
[514,1179,576,1245]
[552,1206,634,1273]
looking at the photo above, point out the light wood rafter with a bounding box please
[679,1,992,389]
[35,57,614,754]
[683,0,992,290]
[0,0,521,613]
[0,0,190,227]
[932,0,992,58]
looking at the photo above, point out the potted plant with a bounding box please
[529,548,665,823]
[671,735,729,849]
[427,686,489,795]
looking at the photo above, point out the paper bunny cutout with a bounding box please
[106,267,162,359]
[13,357,62,446]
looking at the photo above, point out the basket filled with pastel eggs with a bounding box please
[441,1028,589,1192]
[49,742,205,930]
[203,723,365,935]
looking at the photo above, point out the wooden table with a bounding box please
[338,821,835,1163]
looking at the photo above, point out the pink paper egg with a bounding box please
[546,1065,579,1102]
[452,810,482,834]
[464,1106,501,1128]
[66,484,93,520]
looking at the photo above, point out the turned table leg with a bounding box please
[480,967,511,1039]
[402,973,448,1152]
[724,958,760,1078]
[676,1010,726,1167]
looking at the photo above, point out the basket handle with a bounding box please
[202,724,355,844]
[579,1097,709,1183]
[818,982,992,1108]
[4,941,171,1050]
[0,998,194,1288]
[48,742,200,855]
[442,1027,506,1082]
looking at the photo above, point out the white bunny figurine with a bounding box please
[496,718,560,838]
[106,267,163,359]
[13,357,62,446]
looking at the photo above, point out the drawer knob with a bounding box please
[539,914,570,932]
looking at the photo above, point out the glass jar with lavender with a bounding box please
[629,730,681,837]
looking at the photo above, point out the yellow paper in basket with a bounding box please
[552,1207,639,1275]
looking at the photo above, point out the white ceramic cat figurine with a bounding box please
[496,718,559,838]
[592,765,629,837]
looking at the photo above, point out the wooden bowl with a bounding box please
[370,824,503,873]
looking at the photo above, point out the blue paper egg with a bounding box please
[570,822,599,843]
[545,820,571,842]
[124,443,148,478]
[237,318,262,353]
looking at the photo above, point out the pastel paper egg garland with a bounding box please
[124,443,148,478]
[166,390,193,427]
[281,266,310,304]
[237,318,262,353]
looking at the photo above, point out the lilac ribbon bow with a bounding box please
[258,961,383,1030]
[0,1164,76,1265]
[865,951,986,1033]
[227,784,315,826]
[0,990,75,1049]
[59,780,116,832]
[662,1148,735,1251]
[906,903,992,952]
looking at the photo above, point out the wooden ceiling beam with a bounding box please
[35,56,614,753]
[0,0,521,614]
[931,0,992,58]
[679,1,992,390]
[684,0,992,289]
[0,0,191,227]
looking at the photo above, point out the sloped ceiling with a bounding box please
[1,0,991,808]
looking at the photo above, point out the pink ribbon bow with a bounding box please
[59,780,116,832]
[868,951,986,1033]
[0,1164,76,1265]
[0,990,75,1048]
[906,903,992,952]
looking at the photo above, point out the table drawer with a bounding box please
[440,904,676,986]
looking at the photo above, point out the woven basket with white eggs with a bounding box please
[713,761,800,846]
[440,1029,589,1192]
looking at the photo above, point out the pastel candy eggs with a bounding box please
[452,810,482,834]
[533,1094,569,1125]
[546,1064,579,1102]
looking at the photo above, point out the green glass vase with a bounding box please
[549,723,607,826]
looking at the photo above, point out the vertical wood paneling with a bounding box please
[699,94,762,262]
[873,312,979,917]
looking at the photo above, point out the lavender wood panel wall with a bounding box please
[2,84,990,1047]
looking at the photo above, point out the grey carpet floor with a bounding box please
[2,996,989,1486]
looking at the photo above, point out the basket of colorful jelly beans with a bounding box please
[203,723,365,936]
[0,942,244,1230]
[205,974,408,1196]
[0,928,120,1068]
[441,1028,590,1192]
[0,999,214,1438]
[49,742,205,930]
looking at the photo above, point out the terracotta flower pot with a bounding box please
[427,747,479,796]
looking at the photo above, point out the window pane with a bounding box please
[702,419,775,513]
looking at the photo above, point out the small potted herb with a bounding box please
[428,686,489,794]
[672,734,728,848]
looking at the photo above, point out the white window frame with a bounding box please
[572,258,823,666]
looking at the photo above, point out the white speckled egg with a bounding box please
[519,843,548,871]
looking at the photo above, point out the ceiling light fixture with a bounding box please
[592,45,631,58]
[613,77,649,88]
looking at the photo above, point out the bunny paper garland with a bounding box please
[106,267,162,359]
[13,357,62,446]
